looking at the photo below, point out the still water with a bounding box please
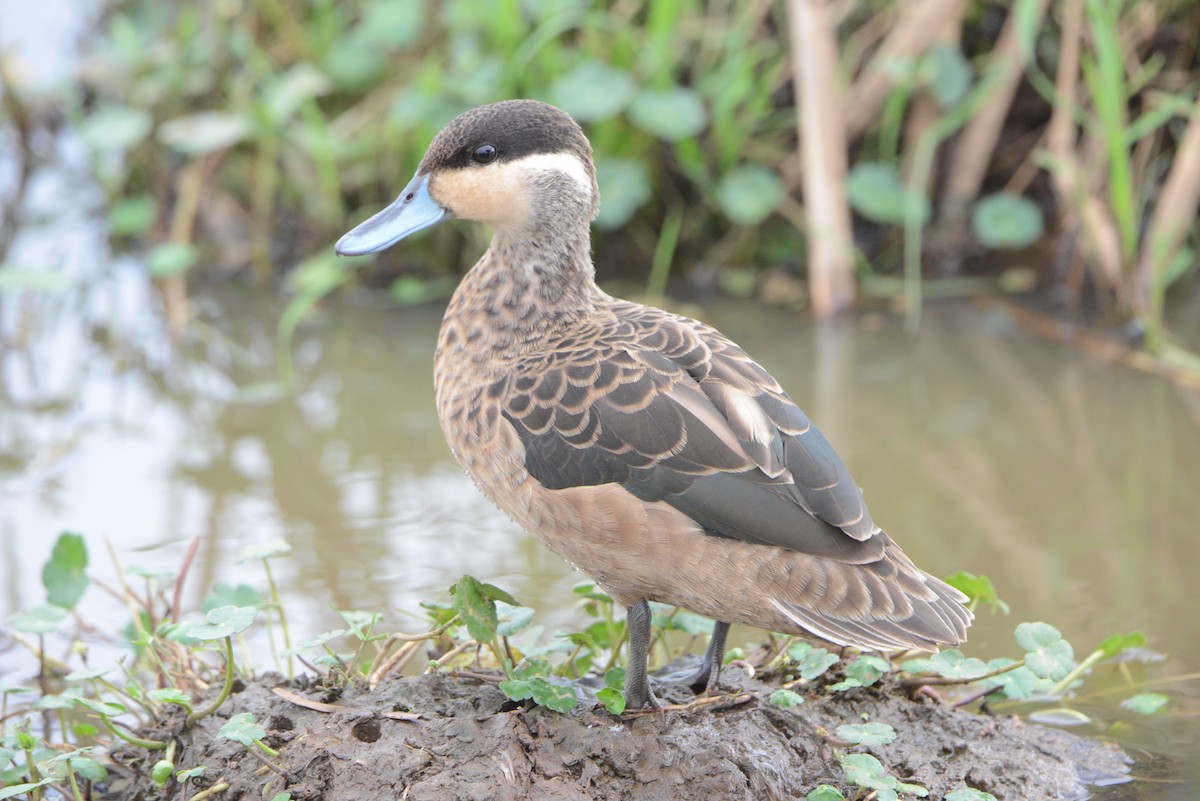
[3,257,1200,794]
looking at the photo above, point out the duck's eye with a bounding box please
[471,144,497,164]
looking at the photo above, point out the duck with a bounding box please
[336,99,971,709]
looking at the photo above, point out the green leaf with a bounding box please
[659,610,714,636]
[716,165,785,226]
[837,721,897,746]
[628,88,707,141]
[146,243,198,278]
[529,677,577,713]
[840,753,928,796]
[42,532,89,610]
[971,193,1044,249]
[805,786,846,801]
[451,576,499,644]
[1098,631,1146,659]
[188,605,257,641]
[1121,692,1169,715]
[8,604,69,635]
[152,758,174,786]
[830,655,890,691]
[158,111,252,156]
[945,790,998,801]
[362,0,425,47]
[478,582,520,608]
[69,756,108,782]
[64,667,110,682]
[499,678,535,702]
[982,659,1043,700]
[594,158,652,230]
[203,583,264,613]
[218,712,266,747]
[768,689,804,708]
[0,265,73,293]
[787,642,840,681]
[847,162,930,225]
[1014,622,1075,681]
[495,603,535,637]
[34,693,76,711]
[944,571,1009,613]
[148,688,192,708]
[548,60,638,122]
[596,687,625,715]
[269,794,293,801]
[926,44,973,108]
[0,780,54,799]
[236,539,292,563]
[68,696,126,717]
[79,105,153,152]
[900,649,989,680]
[176,765,208,781]
[264,63,332,124]
[109,194,157,237]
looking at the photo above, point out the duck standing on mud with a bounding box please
[336,100,972,709]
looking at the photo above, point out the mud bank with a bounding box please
[106,666,1130,800]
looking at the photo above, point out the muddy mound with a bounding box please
[108,669,1129,800]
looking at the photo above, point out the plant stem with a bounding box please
[262,558,293,679]
[66,760,84,801]
[899,659,1025,688]
[190,781,230,801]
[187,637,236,726]
[100,716,167,750]
[1048,648,1103,696]
[21,735,43,801]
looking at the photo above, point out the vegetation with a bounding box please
[1,0,1197,359]
[0,531,1182,799]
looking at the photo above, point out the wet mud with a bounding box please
[107,665,1130,800]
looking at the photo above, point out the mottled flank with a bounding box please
[347,99,972,708]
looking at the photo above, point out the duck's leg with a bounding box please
[686,620,730,694]
[624,600,660,709]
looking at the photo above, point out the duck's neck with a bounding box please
[455,223,602,338]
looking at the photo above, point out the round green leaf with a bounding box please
[1121,692,1169,715]
[946,790,998,801]
[8,604,69,635]
[806,786,846,801]
[237,539,292,563]
[79,105,153,152]
[768,689,804,708]
[148,688,193,708]
[548,60,638,122]
[787,643,839,681]
[926,44,973,108]
[109,195,157,237]
[837,721,897,746]
[848,162,930,225]
[188,605,257,640]
[217,712,266,746]
[971,193,1044,249]
[716,165,785,226]
[146,243,198,278]
[628,88,706,141]
[42,532,89,610]
[158,112,251,156]
[0,266,73,293]
[594,158,651,229]
[1015,621,1075,681]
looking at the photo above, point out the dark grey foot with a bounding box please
[685,620,730,694]
[624,600,661,709]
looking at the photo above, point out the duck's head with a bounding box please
[336,100,599,257]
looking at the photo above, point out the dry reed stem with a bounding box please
[940,0,1051,223]
[843,0,966,140]
[787,0,855,317]
[1135,98,1200,316]
[1046,0,1123,292]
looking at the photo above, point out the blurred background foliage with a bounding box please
[2,0,1199,354]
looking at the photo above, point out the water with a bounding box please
[3,257,1199,791]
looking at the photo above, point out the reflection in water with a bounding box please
[3,274,1200,790]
